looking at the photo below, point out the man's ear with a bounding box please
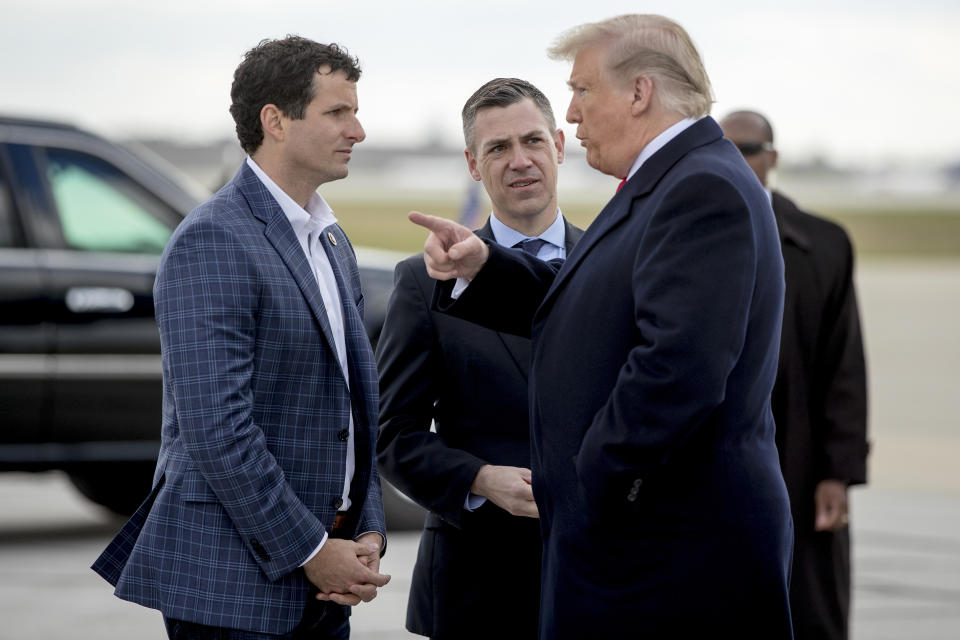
[630,76,654,116]
[260,104,285,144]
[464,148,482,182]
[553,129,566,165]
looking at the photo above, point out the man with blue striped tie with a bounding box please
[377,78,582,639]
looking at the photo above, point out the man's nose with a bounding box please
[348,116,366,143]
[508,147,534,169]
[565,97,581,124]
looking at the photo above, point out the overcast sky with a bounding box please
[2,0,958,167]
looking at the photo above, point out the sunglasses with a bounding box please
[734,141,775,156]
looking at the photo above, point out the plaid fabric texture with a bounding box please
[92,163,385,635]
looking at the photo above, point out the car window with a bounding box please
[44,148,174,254]
[0,166,21,248]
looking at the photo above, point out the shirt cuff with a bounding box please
[451,277,470,299]
[464,492,487,511]
[299,533,328,567]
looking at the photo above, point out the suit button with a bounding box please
[337,429,349,441]
[333,497,344,510]
[632,478,643,489]
[250,539,270,562]
[627,493,637,502]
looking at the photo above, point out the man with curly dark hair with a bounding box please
[93,35,390,640]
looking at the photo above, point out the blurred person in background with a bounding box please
[377,77,582,639]
[92,36,390,639]
[408,15,793,639]
[721,109,869,640]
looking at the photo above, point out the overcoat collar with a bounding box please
[771,190,812,252]
[537,116,724,316]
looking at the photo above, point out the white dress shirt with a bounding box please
[623,117,698,182]
[452,209,567,299]
[245,157,354,561]
[489,209,567,261]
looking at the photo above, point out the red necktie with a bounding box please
[616,178,627,192]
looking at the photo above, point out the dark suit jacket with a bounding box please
[438,117,794,639]
[377,217,582,639]
[92,163,386,635]
[772,190,868,640]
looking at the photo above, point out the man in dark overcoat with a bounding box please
[408,15,794,639]
[722,109,870,640]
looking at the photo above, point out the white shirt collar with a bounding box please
[244,158,356,514]
[625,117,698,182]
[245,157,338,252]
[489,209,565,249]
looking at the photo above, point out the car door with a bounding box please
[0,144,50,445]
[28,145,181,450]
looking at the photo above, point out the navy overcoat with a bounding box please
[440,117,794,638]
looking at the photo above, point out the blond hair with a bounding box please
[548,14,714,118]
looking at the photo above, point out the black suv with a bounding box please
[0,115,423,528]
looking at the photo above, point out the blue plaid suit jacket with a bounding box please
[92,163,386,634]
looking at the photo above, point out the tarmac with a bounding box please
[0,258,957,638]
[0,474,958,639]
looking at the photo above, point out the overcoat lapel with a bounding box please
[771,191,811,252]
[535,117,724,320]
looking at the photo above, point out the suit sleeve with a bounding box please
[155,217,324,581]
[376,259,489,527]
[358,460,388,551]
[816,229,869,484]
[432,240,559,337]
[576,174,766,505]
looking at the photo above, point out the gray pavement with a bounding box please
[851,490,960,639]
[0,257,958,638]
[0,473,958,639]
[0,471,421,640]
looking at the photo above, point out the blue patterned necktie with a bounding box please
[513,238,547,257]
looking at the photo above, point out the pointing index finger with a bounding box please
[408,211,446,232]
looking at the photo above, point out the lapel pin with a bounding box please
[327,231,337,246]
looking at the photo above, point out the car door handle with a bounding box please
[65,287,135,313]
